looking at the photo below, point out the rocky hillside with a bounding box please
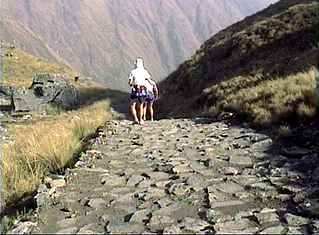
[0,0,276,90]
[159,0,319,126]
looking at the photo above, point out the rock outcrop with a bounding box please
[0,73,79,112]
[30,73,79,110]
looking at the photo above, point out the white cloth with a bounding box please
[128,60,151,88]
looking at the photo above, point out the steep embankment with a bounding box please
[0,0,276,90]
[159,0,319,126]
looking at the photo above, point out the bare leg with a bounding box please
[148,102,154,121]
[143,103,147,121]
[138,102,145,125]
[130,101,139,123]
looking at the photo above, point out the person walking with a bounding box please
[128,57,151,125]
[143,78,158,121]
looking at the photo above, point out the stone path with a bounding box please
[9,118,319,234]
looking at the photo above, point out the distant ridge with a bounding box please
[0,0,276,90]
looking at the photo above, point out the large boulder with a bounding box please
[30,73,79,110]
[0,73,79,112]
[12,87,44,112]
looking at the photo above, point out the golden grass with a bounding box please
[206,68,317,126]
[3,100,111,205]
[2,47,77,88]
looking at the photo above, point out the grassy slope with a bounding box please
[2,45,77,88]
[1,46,112,206]
[159,0,319,126]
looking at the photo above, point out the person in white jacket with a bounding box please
[128,57,151,125]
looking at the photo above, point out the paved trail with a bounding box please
[11,118,319,234]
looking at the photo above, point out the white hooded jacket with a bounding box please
[128,58,151,89]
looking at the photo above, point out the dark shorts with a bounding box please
[130,91,146,103]
[145,92,155,104]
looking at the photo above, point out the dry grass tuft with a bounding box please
[206,68,317,126]
[277,125,292,138]
[3,100,111,205]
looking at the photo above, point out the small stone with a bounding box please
[8,221,37,234]
[284,213,309,226]
[186,174,205,187]
[287,226,307,234]
[229,155,253,168]
[154,180,170,188]
[250,182,276,191]
[155,198,173,208]
[208,181,244,195]
[87,198,107,209]
[223,167,240,176]
[163,225,182,234]
[144,188,166,200]
[215,218,257,233]
[107,222,145,233]
[77,223,100,234]
[130,209,151,223]
[210,200,246,209]
[50,179,66,188]
[216,155,230,161]
[259,224,286,234]
[179,217,212,232]
[101,214,111,223]
[100,175,126,186]
[173,164,193,174]
[255,211,280,226]
[127,175,145,187]
[144,172,170,181]
[168,183,192,197]
[57,218,77,228]
[275,194,291,202]
[148,215,174,231]
[38,183,48,193]
[77,229,95,234]
[56,227,78,234]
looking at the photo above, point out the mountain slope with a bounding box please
[0,0,276,90]
[158,0,319,125]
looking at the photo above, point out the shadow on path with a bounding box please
[78,87,130,116]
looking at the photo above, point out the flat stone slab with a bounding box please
[100,175,126,186]
[210,200,246,209]
[87,198,107,209]
[230,155,253,168]
[284,213,310,226]
[259,224,286,234]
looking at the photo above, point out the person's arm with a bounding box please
[154,84,159,99]
[128,72,134,86]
